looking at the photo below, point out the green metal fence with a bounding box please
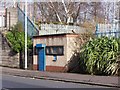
[17,5,39,37]
[95,24,120,38]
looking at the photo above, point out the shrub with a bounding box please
[6,22,32,53]
[80,36,120,75]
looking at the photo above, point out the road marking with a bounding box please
[1,88,9,90]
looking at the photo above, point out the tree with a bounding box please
[17,1,118,32]
[36,2,85,24]
[6,22,32,68]
[36,2,106,26]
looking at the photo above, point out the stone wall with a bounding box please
[0,32,19,68]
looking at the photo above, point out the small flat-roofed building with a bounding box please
[33,33,79,72]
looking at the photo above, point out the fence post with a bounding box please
[9,12,10,31]
[95,24,98,36]
[5,8,7,28]
[118,1,120,35]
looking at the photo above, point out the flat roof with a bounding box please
[33,33,78,38]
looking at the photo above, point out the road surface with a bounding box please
[1,74,113,89]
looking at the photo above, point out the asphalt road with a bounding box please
[1,74,112,89]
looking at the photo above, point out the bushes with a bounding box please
[6,22,33,53]
[6,22,33,69]
[6,31,32,53]
[80,36,120,75]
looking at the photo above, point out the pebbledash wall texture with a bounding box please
[33,33,79,72]
[4,7,18,29]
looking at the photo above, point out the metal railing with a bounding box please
[95,24,120,38]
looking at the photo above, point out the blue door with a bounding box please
[38,48,45,71]
[36,44,46,71]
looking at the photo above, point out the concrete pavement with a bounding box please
[1,66,120,88]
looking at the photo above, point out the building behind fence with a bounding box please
[95,23,120,38]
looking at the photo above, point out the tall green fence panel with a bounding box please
[17,5,39,37]
[95,23,120,38]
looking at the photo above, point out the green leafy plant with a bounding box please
[6,22,32,53]
[6,31,32,53]
[6,22,33,69]
[80,36,120,75]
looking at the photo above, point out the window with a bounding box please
[46,46,64,55]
